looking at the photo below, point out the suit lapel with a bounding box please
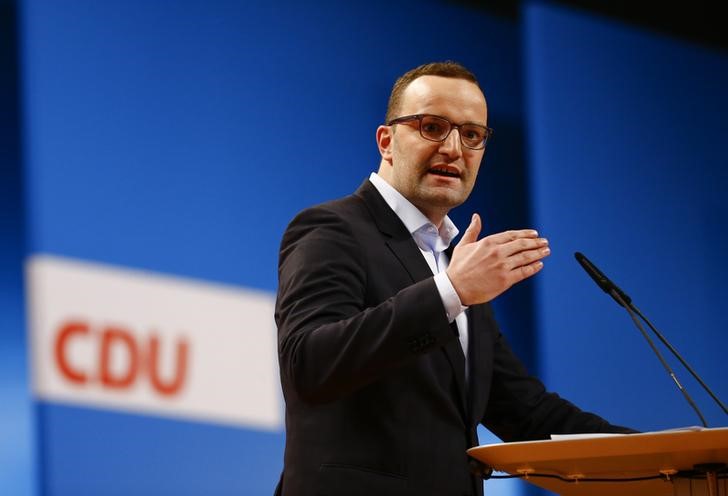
[356,180,469,418]
[356,180,433,282]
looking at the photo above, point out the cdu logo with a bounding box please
[28,254,282,430]
[54,319,189,397]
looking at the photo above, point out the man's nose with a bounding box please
[438,128,463,158]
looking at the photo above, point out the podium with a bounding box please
[467,427,728,496]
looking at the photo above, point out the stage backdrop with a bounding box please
[18,1,526,495]
[526,3,728,432]
[12,1,727,495]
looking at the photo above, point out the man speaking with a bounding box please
[274,61,631,496]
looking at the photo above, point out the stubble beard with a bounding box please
[400,167,474,221]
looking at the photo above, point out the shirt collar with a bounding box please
[368,172,459,251]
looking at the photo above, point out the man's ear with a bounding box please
[376,125,393,163]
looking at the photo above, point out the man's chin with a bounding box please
[421,191,467,212]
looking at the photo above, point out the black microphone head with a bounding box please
[574,252,610,292]
[574,251,632,306]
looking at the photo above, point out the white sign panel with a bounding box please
[26,254,282,430]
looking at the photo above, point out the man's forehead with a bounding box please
[399,75,487,118]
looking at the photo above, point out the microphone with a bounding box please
[574,252,728,426]
[574,252,631,307]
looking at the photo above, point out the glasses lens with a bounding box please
[419,115,450,142]
[460,124,488,149]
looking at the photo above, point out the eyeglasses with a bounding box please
[386,114,493,150]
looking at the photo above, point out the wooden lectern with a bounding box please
[467,427,728,496]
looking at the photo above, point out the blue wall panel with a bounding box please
[525,3,728,432]
[37,403,283,496]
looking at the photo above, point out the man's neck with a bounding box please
[415,203,446,229]
[374,166,447,228]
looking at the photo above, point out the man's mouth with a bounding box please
[428,165,461,178]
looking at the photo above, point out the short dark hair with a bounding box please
[384,61,481,122]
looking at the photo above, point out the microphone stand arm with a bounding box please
[629,303,728,416]
[610,288,708,427]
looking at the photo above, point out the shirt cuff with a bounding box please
[433,271,468,323]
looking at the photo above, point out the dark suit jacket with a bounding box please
[275,180,629,496]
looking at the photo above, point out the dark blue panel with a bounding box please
[0,2,34,495]
[526,4,728,431]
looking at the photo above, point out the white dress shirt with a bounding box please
[369,173,469,372]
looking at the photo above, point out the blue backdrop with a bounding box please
[16,1,525,495]
[2,1,726,495]
[526,3,728,431]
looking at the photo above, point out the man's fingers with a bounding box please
[451,225,549,305]
[506,245,551,270]
[509,260,545,285]
[486,229,540,245]
[487,235,549,259]
[458,213,482,246]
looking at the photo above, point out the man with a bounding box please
[274,61,631,496]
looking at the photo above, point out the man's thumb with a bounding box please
[459,213,481,245]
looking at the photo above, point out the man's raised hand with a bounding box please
[446,213,550,306]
